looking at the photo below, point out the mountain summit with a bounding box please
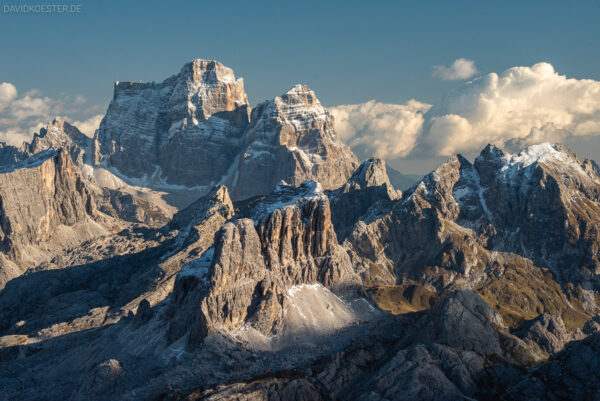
[94,60,358,203]
[95,59,251,189]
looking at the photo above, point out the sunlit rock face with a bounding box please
[95,61,358,202]
[166,180,364,345]
[0,148,101,287]
[226,84,359,200]
[95,59,251,188]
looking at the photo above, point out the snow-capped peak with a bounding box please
[501,142,572,170]
[284,84,314,96]
[492,142,591,183]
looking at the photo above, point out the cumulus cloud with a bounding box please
[423,62,600,155]
[433,58,478,81]
[0,82,18,108]
[330,99,431,160]
[72,114,104,137]
[333,62,600,162]
[0,82,102,145]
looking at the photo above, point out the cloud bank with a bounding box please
[0,82,103,146]
[72,114,105,137]
[433,58,478,81]
[332,62,600,161]
[329,100,431,161]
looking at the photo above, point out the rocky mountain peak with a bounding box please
[171,185,234,230]
[181,59,240,85]
[348,158,393,189]
[0,148,101,287]
[499,142,575,169]
[227,85,358,200]
[478,143,505,161]
[98,60,251,189]
[167,177,363,345]
[173,58,249,119]
[208,185,234,210]
[270,84,332,140]
[474,142,597,192]
[476,142,580,173]
[112,59,248,118]
[29,118,91,156]
[278,84,321,109]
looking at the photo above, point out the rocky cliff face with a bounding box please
[3,137,600,400]
[326,157,400,241]
[3,57,600,400]
[168,180,363,345]
[95,59,250,188]
[345,142,600,329]
[94,61,358,201]
[226,84,358,199]
[0,148,101,287]
[0,119,176,227]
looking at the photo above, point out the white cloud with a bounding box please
[0,82,102,145]
[0,82,18,108]
[433,58,479,81]
[72,114,104,137]
[330,99,431,160]
[423,62,600,155]
[334,62,600,162]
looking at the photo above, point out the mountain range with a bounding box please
[1,59,600,400]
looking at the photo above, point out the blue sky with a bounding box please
[2,0,598,107]
[1,0,600,173]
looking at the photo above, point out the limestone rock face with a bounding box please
[0,149,99,287]
[327,158,399,241]
[226,85,359,199]
[343,142,600,328]
[168,181,360,343]
[517,313,582,355]
[166,186,237,342]
[96,59,251,188]
[473,143,600,283]
[0,119,91,168]
[93,62,359,202]
[28,118,92,159]
[0,149,96,250]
